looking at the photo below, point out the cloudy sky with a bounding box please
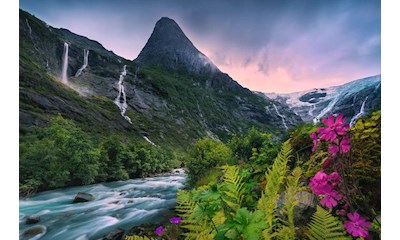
[20,0,381,93]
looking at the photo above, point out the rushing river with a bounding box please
[19,169,186,240]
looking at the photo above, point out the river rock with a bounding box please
[73,192,95,203]
[277,191,318,225]
[21,225,47,240]
[101,228,125,240]
[26,214,40,224]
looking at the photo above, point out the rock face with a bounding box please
[135,17,217,75]
[21,225,47,240]
[73,192,95,203]
[26,214,40,224]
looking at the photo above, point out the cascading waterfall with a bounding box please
[114,65,132,124]
[350,97,368,126]
[272,104,288,130]
[75,49,89,77]
[61,42,69,83]
[313,94,340,124]
[308,104,316,117]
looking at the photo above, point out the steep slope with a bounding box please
[20,9,302,150]
[259,75,381,124]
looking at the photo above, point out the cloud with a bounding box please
[20,0,380,92]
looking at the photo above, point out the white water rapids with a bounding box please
[19,169,186,240]
[75,50,89,77]
[61,43,69,83]
[114,65,132,124]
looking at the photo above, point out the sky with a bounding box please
[19,0,381,93]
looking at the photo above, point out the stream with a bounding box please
[19,169,186,240]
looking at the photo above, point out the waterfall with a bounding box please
[61,43,69,83]
[75,50,89,77]
[313,94,340,124]
[143,136,157,146]
[308,104,316,117]
[272,104,288,130]
[25,18,32,36]
[114,65,132,124]
[350,97,368,126]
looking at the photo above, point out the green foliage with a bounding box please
[20,115,100,191]
[186,137,232,184]
[228,128,279,163]
[217,208,267,240]
[306,206,349,240]
[20,115,178,194]
[257,140,292,239]
[349,111,381,212]
[219,166,246,213]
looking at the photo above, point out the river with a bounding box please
[19,169,186,240]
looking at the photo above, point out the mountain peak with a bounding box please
[134,17,218,74]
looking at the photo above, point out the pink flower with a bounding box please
[320,190,342,208]
[310,171,332,195]
[328,144,339,155]
[328,172,341,187]
[317,114,350,142]
[155,226,165,236]
[340,137,351,153]
[344,212,371,238]
[310,132,318,152]
[169,216,182,225]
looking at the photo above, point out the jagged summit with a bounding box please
[134,17,218,74]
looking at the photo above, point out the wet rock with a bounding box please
[73,192,95,203]
[26,214,40,224]
[21,225,46,240]
[101,228,125,240]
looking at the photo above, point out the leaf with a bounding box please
[307,206,350,240]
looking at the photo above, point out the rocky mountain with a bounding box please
[19,9,301,150]
[258,75,381,125]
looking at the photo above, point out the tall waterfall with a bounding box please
[61,42,69,83]
[350,97,368,126]
[75,50,89,77]
[272,104,288,130]
[114,65,132,124]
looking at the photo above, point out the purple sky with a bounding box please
[20,0,381,93]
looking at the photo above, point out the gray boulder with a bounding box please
[21,225,46,240]
[73,192,95,203]
[277,191,318,225]
[26,214,40,224]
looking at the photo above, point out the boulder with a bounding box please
[73,192,95,203]
[21,225,46,240]
[26,214,40,224]
[277,191,318,225]
[101,228,125,240]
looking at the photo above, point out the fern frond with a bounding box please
[257,140,292,240]
[176,190,216,240]
[219,165,245,213]
[125,236,155,240]
[307,206,350,240]
[282,167,302,240]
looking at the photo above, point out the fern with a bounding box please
[219,165,245,213]
[176,189,216,239]
[307,206,350,240]
[257,140,292,239]
[278,167,302,240]
[124,236,155,240]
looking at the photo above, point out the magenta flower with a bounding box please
[169,216,182,225]
[322,157,333,169]
[328,144,339,155]
[328,172,341,187]
[155,226,165,236]
[309,171,332,195]
[317,114,350,142]
[340,137,351,153]
[344,212,371,238]
[310,132,318,152]
[320,190,342,208]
